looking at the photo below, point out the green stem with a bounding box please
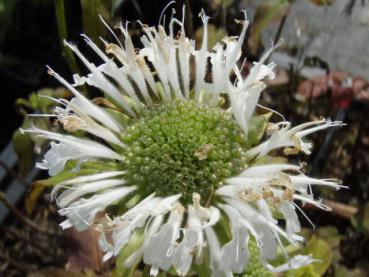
[53,0,80,74]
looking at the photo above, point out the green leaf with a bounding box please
[25,180,48,215]
[105,108,131,129]
[113,231,144,277]
[246,112,273,147]
[0,0,19,25]
[195,24,228,49]
[285,236,332,277]
[306,236,332,275]
[248,0,290,55]
[81,0,110,43]
[111,0,126,15]
[54,0,80,74]
[12,128,34,175]
[193,249,212,277]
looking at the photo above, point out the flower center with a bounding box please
[121,101,247,204]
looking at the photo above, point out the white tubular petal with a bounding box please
[152,194,182,215]
[26,128,123,175]
[58,99,124,147]
[143,205,183,272]
[290,175,344,189]
[220,204,250,273]
[242,41,282,90]
[164,21,184,100]
[59,220,72,229]
[295,120,342,138]
[215,185,236,198]
[97,62,142,105]
[57,179,126,208]
[65,42,136,114]
[240,164,301,177]
[172,208,203,276]
[82,34,110,63]
[279,202,301,234]
[225,198,297,246]
[228,90,245,133]
[59,186,135,231]
[293,194,332,211]
[125,214,164,269]
[51,171,125,198]
[225,11,249,74]
[118,25,153,105]
[228,41,280,135]
[35,142,77,176]
[225,176,267,187]
[247,119,342,157]
[257,199,277,224]
[204,227,224,277]
[108,195,162,257]
[136,55,159,97]
[112,212,150,256]
[229,84,266,136]
[84,36,146,105]
[208,47,227,102]
[84,121,124,147]
[140,22,183,101]
[47,67,122,132]
[202,206,221,228]
[256,224,278,261]
[99,233,114,262]
[194,10,209,100]
[115,195,181,265]
[31,128,122,159]
[245,85,264,122]
[178,32,192,98]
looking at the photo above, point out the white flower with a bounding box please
[23,127,124,176]
[25,7,344,277]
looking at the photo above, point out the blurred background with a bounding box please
[0,0,368,276]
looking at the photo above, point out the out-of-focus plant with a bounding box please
[248,0,291,55]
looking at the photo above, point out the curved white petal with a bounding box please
[59,186,135,231]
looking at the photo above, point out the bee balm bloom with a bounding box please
[26,10,343,277]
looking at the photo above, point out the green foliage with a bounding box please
[111,0,126,15]
[53,0,80,74]
[12,128,34,175]
[194,250,212,277]
[195,24,228,49]
[246,112,272,148]
[248,0,290,55]
[284,236,332,277]
[0,0,19,25]
[80,0,111,43]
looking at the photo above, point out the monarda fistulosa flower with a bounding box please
[23,8,344,277]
